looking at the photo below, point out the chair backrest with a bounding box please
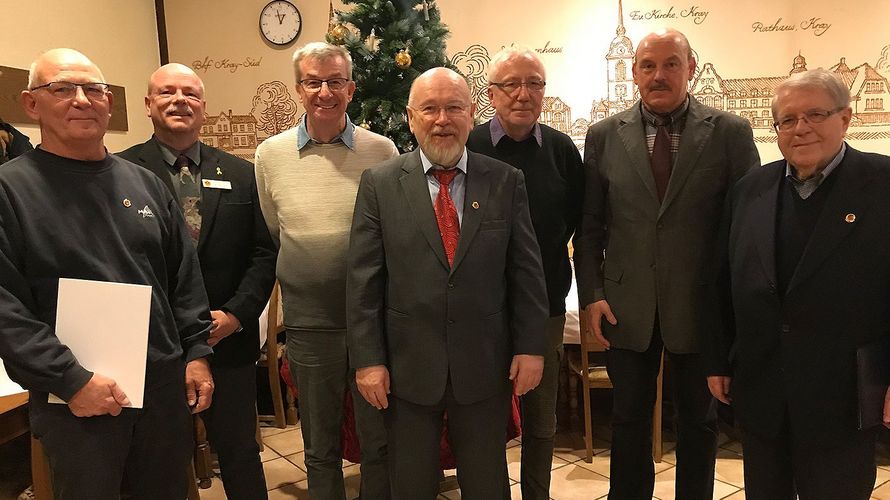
[267,281,285,340]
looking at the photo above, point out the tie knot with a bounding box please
[653,114,672,128]
[431,168,459,186]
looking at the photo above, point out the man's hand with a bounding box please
[509,354,544,396]
[356,365,390,410]
[185,357,214,414]
[883,387,890,429]
[67,373,130,417]
[584,300,617,349]
[707,375,732,405]
[208,310,241,347]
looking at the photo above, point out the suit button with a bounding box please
[781,324,790,333]
[448,319,455,325]
[448,282,454,289]
[657,223,664,229]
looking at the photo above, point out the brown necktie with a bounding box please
[651,116,672,202]
[430,168,460,266]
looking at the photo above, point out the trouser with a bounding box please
[742,412,876,500]
[386,382,512,500]
[200,361,267,500]
[606,328,718,500]
[29,376,193,500]
[517,314,565,500]
[287,328,389,500]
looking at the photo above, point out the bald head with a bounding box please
[145,62,206,150]
[148,63,205,96]
[408,67,471,107]
[28,48,105,90]
[635,29,693,62]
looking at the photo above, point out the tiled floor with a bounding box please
[195,420,890,500]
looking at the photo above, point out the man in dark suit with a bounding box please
[706,68,890,500]
[573,29,760,499]
[119,63,277,500]
[347,67,549,499]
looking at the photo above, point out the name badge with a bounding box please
[202,179,232,190]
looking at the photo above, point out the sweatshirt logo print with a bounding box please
[138,205,155,219]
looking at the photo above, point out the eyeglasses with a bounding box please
[299,78,350,92]
[29,81,110,101]
[774,107,845,132]
[408,104,470,118]
[489,80,546,95]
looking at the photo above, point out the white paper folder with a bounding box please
[49,278,152,408]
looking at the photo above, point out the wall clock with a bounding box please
[260,0,302,46]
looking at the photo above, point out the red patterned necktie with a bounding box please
[651,115,672,202]
[430,168,460,267]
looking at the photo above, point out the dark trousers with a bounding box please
[29,378,193,500]
[742,414,876,500]
[606,330,718,500]
[518,315,565,500]
[386,383,511,500]
[200,362,267,500]
[287,329,389,500]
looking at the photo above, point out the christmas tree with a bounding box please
[329,0,452,152]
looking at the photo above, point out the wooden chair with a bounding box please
[567,308,664,463]
[257,281,297,428]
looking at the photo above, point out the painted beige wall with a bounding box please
[161,0,890,162]
[0,0,160,152]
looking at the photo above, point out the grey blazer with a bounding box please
[574,97,759,353]
[346,149,549,405]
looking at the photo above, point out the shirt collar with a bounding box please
[156,137,201,168]
[489,115,542,147]
[785,142,846,182]
[640,95,690,126]
[420,147,468,175]
[296,113,356,150]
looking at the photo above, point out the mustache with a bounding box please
[648,83,671,91]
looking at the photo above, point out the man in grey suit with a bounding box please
[573,29,760,499]
[347,67,549,499]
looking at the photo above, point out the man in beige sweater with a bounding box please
[254,42,398,500]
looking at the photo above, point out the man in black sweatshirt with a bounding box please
[466,47,584,500]
[0,48,214,499]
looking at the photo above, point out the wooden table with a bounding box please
[0,392,52,500]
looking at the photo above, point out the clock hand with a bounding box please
[276,10,285,24]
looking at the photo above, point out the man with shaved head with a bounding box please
[0,49,214,498]
[347,67,548,498]
[119,63,276,499]
[574,29,760,498]
[466,47,583,499]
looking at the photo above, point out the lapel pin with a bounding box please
[471,201,479,209]
[844,213,856,223]
[216,166,223,176]
[122,198,131,208]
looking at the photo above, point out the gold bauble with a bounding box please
[359,122,371,130]
[394,49,412,69]
[328,23,348,45]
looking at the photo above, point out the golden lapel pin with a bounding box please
[845,213,856,223]
[123,198,131,208]
[216,166,223,176]
[471,201,480,209]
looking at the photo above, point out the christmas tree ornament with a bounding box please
[365,28,379,53]
[395,48,412,69]
[328,23,348,44]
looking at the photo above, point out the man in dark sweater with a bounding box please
[119,63,277,499]
[0,48,214,499]
[466,47,583,499]
[707,68,890,499]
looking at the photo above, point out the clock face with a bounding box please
[260,0,302,46]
